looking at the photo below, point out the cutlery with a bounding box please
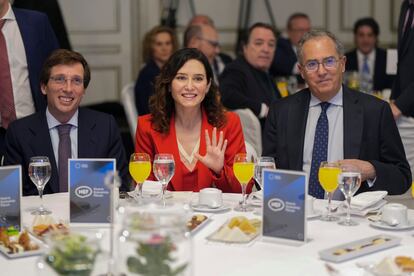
[324,263,341,276]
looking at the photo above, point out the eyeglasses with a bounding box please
[197,37,220,48]
[49,75,84,87]
[303,56,342,72]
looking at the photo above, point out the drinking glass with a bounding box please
[129,153,151,201]
[153,153,175,206]
[338,164,361,226]
[318,161,341,221]
[233,153,254,212]
[254,156,276,190]
[29,156,52,215]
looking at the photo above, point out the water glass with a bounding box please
[254,156,276,190]
[153,153,175,206]
[29,156,52,215]
[338,164,361,226]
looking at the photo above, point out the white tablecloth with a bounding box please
[3,192,414,276]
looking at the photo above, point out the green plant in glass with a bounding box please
[127,234,188,276]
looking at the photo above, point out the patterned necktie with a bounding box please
[58,124,72,192]
[309,102,330,199]
[0,19,16,129]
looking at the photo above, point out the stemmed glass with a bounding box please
[129,153,151,201]
[254,156,276,190]
[28,156,52,215]
[233,153,254,212]
[153,153,175,206]
[338,164,361,226]
[318,161,341,221]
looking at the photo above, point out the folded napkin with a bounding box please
[351,191,388,211]
[350,199,387,216]
[249,191,262,201]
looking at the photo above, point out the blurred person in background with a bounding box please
[134,25,178,115]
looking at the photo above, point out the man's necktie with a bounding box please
[362,56,370,75]
[0,19,16,129]
[58,124,72,192]
[309,102,330,199]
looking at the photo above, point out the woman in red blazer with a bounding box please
[135,48,252,193]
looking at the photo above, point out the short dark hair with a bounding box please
[149,48,225,133]
[287,12,310,30]
[183,25,202,47]
[40,49,91,88]
[353,17,380,36]
[244,22,277,45]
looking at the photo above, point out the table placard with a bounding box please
[0,165,22,230]
[69,159,115,224]
[262,169,307,245]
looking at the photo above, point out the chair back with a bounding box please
[121,82,138,140]
[234,109,262,156]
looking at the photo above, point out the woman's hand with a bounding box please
[194,127,228,174]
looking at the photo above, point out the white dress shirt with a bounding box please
[0,3,35,126]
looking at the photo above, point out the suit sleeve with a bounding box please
[262,102,279,160]
[107,115,130,191]
[212,113,253,193]
[368,103,411,194]
[3,124,24,167]
[219,67,262,115]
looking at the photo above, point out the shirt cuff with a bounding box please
[366,177,377,187]
[259,103,269,118]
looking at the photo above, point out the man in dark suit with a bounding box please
[345,17,394,92]
[219,22,281,127]
[270,13,311,85]
[263,30,411,197]
[4,49,129,196]
[0,0,59,159]
[390,0,414,183]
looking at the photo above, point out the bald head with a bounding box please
[188,14,215,27]
[185,24,219,64]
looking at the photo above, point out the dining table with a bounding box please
[2,191,414,276]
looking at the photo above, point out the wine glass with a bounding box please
[338,164,361,226]
[153,153,175,206]
[28,156,52,215]
[254,156,276,190]
[233,153,254,212]
[129,153,151,201]
[318,161,341,221]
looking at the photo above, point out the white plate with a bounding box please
[190,204,231,213]
[307,210,322,219]
[0,234,46,259]
[187,214,210,234]
[369,219,414,231]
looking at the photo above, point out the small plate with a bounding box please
[307,210,322,219]
[190,204,231,213]
[0,234,46,259]
[187,214,210,234]
[370,220,414,231]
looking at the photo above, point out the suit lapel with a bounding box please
[287,90,310,170]
[343,87,363,159]
[78,109,98,157]
[28,113,59,193]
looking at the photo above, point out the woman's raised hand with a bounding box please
[194,127,228,174]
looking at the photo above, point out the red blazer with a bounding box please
[135,111,252,193]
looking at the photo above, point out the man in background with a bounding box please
[390,0,414,193]
[0,0,59,160]
[345,17,394,92]
[220,22,281,127]
[270,12,311,83]
[4,50,129,195]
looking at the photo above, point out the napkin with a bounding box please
[248,191,263,206]
[127,181,172,199]
[351,191,388,211]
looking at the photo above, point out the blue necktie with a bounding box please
[309,102,330,199]
[362,56,370,75]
